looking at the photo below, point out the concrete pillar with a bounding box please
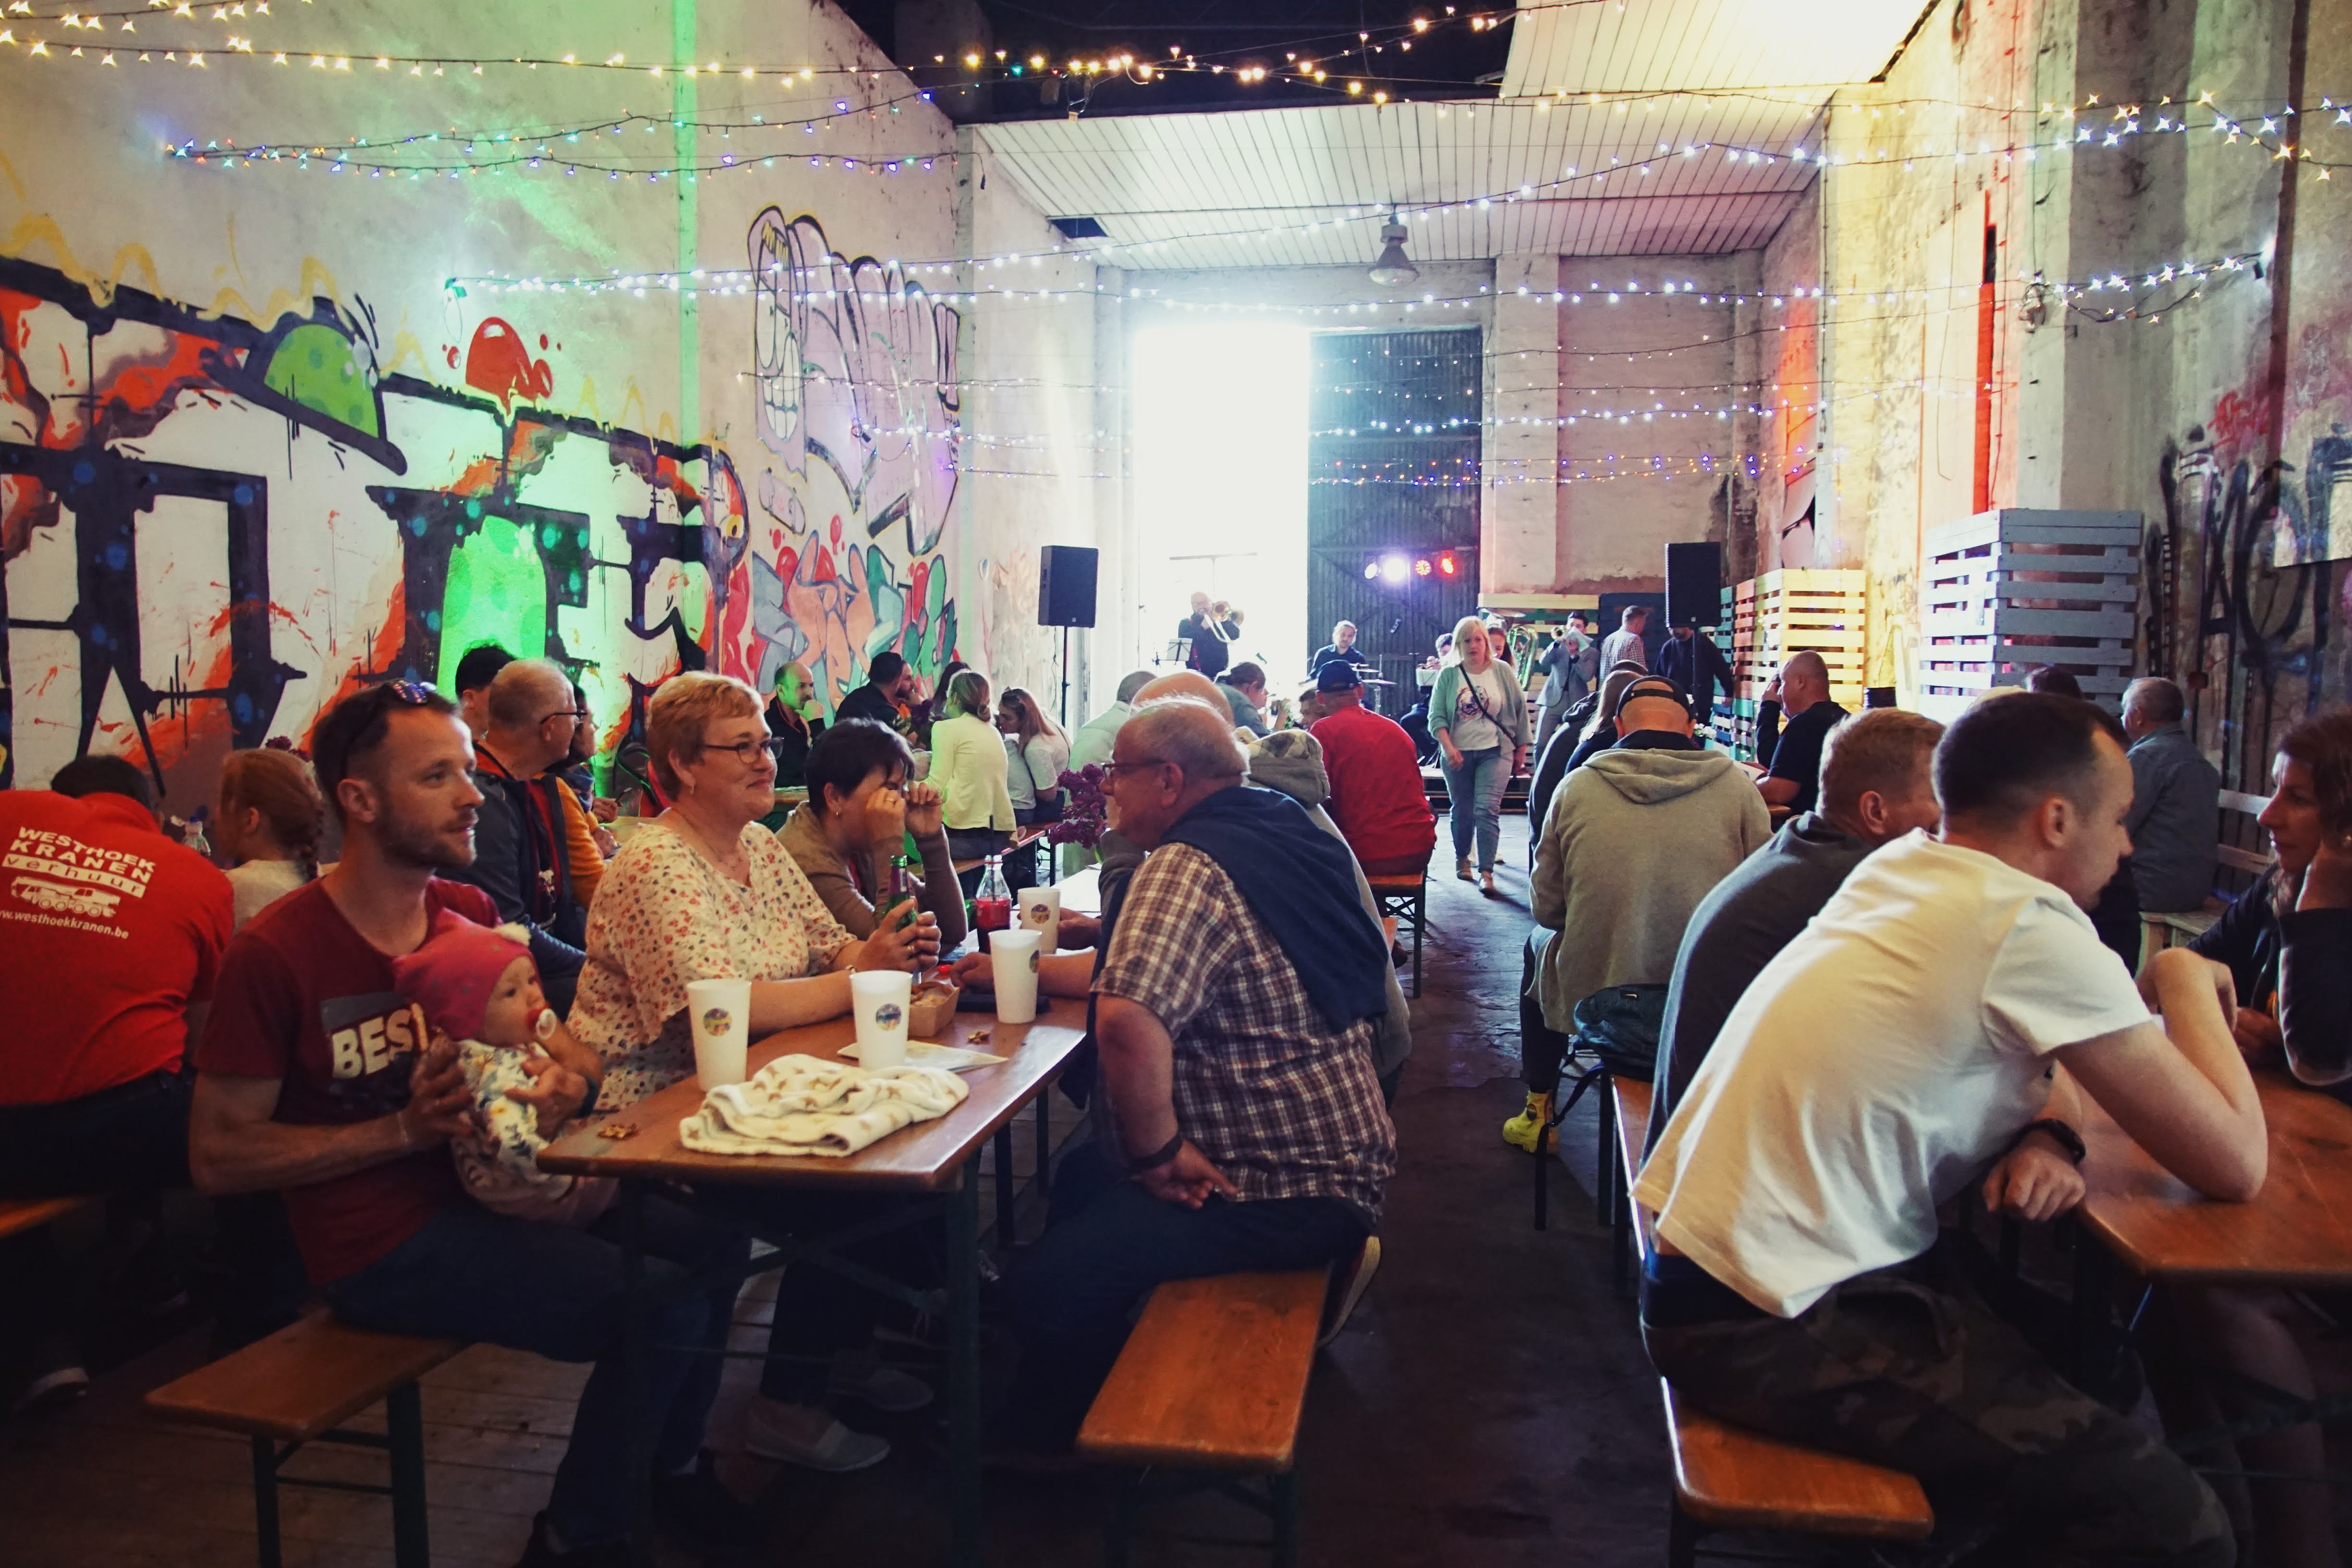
[1485,252,1563,595]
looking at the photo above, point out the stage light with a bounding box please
[1438,552,1458,576]
[1363,560,1381,580]
[1381,555,1409,583]
[1414,557,1432,577]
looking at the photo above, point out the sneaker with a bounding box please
[744,1398,891,1472]
[650,1450,759,1560]
[1479,869,1498,897]
[828,1352,934,1414]
[1318,1237,1382,1347]
[1501,1091,1554,1154]
[1455,857,1475,881]
[512,1512,632,1568]
[11,1361,88,1417]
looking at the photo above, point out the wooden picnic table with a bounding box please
[540,997,1089,1568]
[2077,1070,2352,1288]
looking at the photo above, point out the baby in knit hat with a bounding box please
[390,913,614,1227]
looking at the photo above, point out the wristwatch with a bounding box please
[2019,1118,2087,1165]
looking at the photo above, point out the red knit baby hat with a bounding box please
[388,912,534,1043]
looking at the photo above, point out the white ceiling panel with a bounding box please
[974,0,1929,269]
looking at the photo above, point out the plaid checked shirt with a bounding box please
[1093,843,1397,1227]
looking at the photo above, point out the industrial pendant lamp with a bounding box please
[1368,214,1418,287]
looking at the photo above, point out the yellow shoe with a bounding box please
[1501,1091,1553,1153]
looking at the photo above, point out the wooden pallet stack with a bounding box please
[1724,569,1867,760]
[1916,510,2140,720]
[1708,586,1739,752]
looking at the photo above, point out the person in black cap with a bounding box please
[1308,660,1436,878]
[1657,619,1736,716]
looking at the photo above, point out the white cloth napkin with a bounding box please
[679,1053,970,1158]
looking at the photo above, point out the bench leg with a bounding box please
[1609,1098,1631,1296]
[1532,1117,1549,1232]
[1035,1091,1052,1192]
[386,1380,431,1568]
[1409,887,1424,999]
[1593,1071,1612,1227]
[1270,1469,1298,1568]
[1667,1496,1700,1568]
[249,1435,283,1568]
[1104,1471,1139,1568]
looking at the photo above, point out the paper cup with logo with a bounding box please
[1018,885,1061,951]
[990,927,1043,1024]
[851,970,914,1070]
[685,978,752,1089]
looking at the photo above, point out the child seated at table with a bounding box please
[390,916,614,1227]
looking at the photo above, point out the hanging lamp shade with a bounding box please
[1368,218,1418,287]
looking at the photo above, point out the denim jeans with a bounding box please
[1440,744,1508,870]
[327,1197,749,1548]
[1002,1176,1366,1446]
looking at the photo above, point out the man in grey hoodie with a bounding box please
[1506,680,1770,1151]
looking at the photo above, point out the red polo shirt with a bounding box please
[0,789,233,1106]
[1312,704,1437,868]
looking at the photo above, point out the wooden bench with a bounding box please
[1077,1269,1329,1567]
[1365,870,1427,998]
[1609,1079,1934,1564]
[146,1312,465,1568]
[0,1194,99,1242]
[952,822,1051,877]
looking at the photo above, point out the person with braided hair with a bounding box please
[217,747,328,930]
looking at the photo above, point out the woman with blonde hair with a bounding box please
[564,670,941,1472]
[996,686,1070,825]
[216,747,327,928]
[1427,614,1531,894]
[925,669,1016,870]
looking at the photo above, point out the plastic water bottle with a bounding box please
[184,808,211,860]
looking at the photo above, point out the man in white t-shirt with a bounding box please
[1635,691,2263,1564]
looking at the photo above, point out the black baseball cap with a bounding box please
[1315,662,1365,693]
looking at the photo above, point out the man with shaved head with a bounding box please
[1755,650,1848,814]
[998,694,1396,1451]
[447,657,589,1011]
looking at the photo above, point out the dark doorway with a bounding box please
[1306,328,1481,712]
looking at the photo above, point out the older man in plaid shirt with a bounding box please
[999,695,1397,1450]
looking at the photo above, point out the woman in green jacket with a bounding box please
[1429,616,1531,895]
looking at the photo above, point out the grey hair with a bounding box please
[1124,697,1248,783]
[1333,620,1357,635]
[2124,676,2185,726]
[1115,669,1156,704]
[486,658,572,730]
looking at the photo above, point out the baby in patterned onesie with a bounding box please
[389,914,614,1227]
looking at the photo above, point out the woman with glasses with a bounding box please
[565,672,943,1474]
[924,669,1017,876]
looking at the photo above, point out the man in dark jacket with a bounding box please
[447,658,588,1012]
[1177,592,1231,681]
[1647,708,1943,1147]
[834,651,915,729]
[1657,620,1736,717]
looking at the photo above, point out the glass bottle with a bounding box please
[973,854,1014,945]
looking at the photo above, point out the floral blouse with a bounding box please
[568,818,855,1108]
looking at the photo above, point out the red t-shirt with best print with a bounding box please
[197,877,494,1284]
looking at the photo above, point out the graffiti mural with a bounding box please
[0,212,967,808]
[748,207,961,715]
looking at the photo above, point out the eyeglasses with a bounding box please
[539,708,589,727]
[383,679,437,705]
[1100,757,1171,782]
[698,736,774,767]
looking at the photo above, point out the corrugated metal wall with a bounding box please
[1307,328,1482,710]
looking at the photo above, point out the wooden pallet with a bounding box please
[1916,509,2141,719]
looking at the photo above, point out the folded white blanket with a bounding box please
[679,1053,971,1158]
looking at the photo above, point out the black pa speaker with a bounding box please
[1664,542,1724,629]
[1037,545,1099,628]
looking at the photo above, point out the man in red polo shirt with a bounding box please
[1310,662,1437,877]
[0,754,233,1408]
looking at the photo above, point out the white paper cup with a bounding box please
[686,978,751,1089]
[1018,885,1061,951]
[851,970,914,1069]
[990,927,1043,1024]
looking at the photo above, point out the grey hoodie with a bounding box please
[1528,742,1771,1033]
[1246,732,1414,1086]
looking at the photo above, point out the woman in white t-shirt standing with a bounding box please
[995,687,1070,826]
[1428,615,1530,895]
[215,748,326,930]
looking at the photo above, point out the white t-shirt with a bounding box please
[1448,665,1509,752]
[1633,831,2150,1317]
[226,858,311,931]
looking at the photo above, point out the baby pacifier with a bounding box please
[533,1007,558,1042]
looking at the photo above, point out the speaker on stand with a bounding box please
[1664,541,1725,628]
[1037,546,1100,731]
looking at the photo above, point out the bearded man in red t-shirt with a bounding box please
[191,682,756,1566]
